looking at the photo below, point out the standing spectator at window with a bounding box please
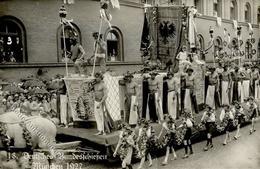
[12,37,23,63]
[5,37,13,62]
[0,37,5,63]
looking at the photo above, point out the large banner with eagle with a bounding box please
[142,6,185,67]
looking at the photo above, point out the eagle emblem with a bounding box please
[159,21,176,44]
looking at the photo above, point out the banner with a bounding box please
[146,6,184,66]
[64,77,95,121]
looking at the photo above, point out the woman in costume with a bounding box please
[159,114,177,165]
[219,104,234,145]
[114,122,135,169]
[178,110,194,158]
[201,105,216,151]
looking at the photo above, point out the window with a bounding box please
[0,16,27,64]
[230,0,238,20]
[244,3,251,23]
[214,37,222,57]
[196,34,205,60]
[213,0,222,17]
[257,7,260,24]
[245,40,253,59]
[57,23,81,62]
[194,0,203,13]
[104,27,124,62]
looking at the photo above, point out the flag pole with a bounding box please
[62,22,69,77]
[92,18,103,77]
[59,5,69,77]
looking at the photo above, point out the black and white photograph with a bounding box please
[0,0,260,168]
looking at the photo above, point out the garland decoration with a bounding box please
[0,122,11,152]
[19,122,33,152]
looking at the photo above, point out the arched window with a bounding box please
[104,27,124,62]
[213,0,222,17]
[57,23,81,62]
[196,34,205,60]
[0,16,27,64]
[244,3,251,23]
[257,7,260,24]
[230,0,238,20]
[214,37,222,57]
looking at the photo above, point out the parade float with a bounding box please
[59,1,256,158]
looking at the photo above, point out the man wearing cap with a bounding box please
[220,65,231,105]
[93,72,107,135]
[166,71,179,119]
[70,37,86,76]
[183,68,198,115]
[205,67,220,109]
[123,72,139,125]
[91,32,107,72]
[145,71,163,122]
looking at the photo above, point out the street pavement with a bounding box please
[84,119,260,169]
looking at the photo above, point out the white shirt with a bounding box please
[220,109,234,122]
[201,111,216,122]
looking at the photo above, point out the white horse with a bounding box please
[0,109,57,168]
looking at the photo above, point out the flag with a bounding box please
[110,0,120,9]
[140,14,150,51]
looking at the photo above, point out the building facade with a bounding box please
[0,0,144,80]
[0,0,260,81]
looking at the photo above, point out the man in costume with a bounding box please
[124,72,139,125]
[146,71,163,122]
[201,105,215,151]
[166,71,179,119]
[92,32,107,72]
[231,66,243,103]
[219,104,234,145]
[251,66,260,99]
[220,65,231,105]
[70,37,86,76]
[241,64,251,100]
[205,67,220,109]
[176,45,191,73]
[93,72,108,135]
[183,68,198,115]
